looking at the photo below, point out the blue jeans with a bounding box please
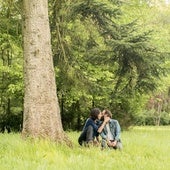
[78,125,94,145]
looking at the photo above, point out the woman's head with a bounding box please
[90,108,102,120]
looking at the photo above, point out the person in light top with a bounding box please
[98,109,122,150]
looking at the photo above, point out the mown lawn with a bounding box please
[0,126,170,170]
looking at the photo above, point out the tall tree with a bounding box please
[22,0,70,144]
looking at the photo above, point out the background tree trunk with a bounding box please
[22,0,71,144]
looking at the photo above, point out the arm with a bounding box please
[97,121,106,133]
[97,116,110,133]
[114,120,121,141]
[85,118,98,131]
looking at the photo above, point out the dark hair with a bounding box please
[90,108,101,120]
[103,109,112,118]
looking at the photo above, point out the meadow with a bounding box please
[0,126,170,170]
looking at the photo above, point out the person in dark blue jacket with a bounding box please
[78,108,102,146]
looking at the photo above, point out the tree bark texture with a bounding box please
[22,0,69,143]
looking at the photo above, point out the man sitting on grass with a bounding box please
[98,109,122,150]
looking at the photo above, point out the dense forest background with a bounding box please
[0,0,170,132]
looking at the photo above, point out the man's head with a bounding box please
[102,109,112,118]
[90,108,102,120]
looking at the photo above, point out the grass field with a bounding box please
[0,126,170,170]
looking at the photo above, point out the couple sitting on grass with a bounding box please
[78,108,122,150]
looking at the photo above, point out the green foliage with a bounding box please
[0,0,23,132]
[48,0,170,129]
[69,1,167,127]
[0,0,169,131]
[134,110,170,126]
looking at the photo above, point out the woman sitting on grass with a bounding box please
[78,108,103,147]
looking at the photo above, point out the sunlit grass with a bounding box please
[0,126,170,170]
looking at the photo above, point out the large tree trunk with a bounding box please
[22,0,71,145]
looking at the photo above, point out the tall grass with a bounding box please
[0,126,170,170]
